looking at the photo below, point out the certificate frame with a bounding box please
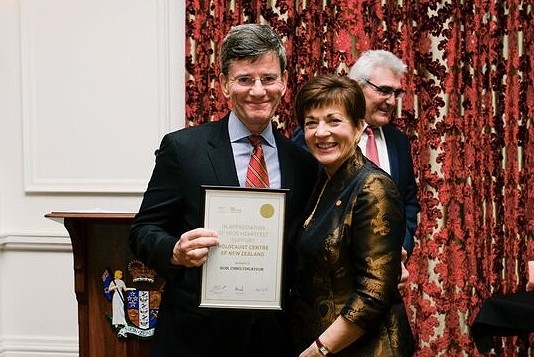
[200,185,288,310]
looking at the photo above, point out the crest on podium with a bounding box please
[102,260,164,338]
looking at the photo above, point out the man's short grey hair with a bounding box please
[348,50,407,86]
[220,24,287,76]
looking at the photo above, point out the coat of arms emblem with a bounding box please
[102,260,163,338]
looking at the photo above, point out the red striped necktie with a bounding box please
[245,135,270,188]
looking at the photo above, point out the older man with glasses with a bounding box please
[349,50,420,288]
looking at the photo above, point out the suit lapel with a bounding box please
[206,117,240,186]
[274,129,295,189]
[383,125,400,184]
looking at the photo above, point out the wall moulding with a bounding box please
[0,335,78,356]
[0,233,72,252]
[20,0,179,193]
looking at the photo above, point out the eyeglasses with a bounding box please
[229,75,281,88]
[364,79,406,99]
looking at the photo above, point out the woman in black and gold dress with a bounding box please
[291,74,415,357]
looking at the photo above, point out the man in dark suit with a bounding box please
[129,24,317,357]
[348,50,420,282]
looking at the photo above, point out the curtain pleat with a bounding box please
[185,1,534,355]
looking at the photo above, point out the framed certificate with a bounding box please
[200,186,288,310]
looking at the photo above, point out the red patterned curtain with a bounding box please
[185,1,534,355]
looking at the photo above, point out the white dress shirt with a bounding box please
[228,112,281,189]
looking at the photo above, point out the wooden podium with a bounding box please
[46,212,160,357]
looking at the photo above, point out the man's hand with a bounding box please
[171,228,219,267]
[527,261,534,291]
[398,248,409,291]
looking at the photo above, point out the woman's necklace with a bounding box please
[303,179,329,229]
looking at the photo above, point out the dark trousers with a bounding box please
[150,305,294,357]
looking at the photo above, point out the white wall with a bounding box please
[0,0,184,355]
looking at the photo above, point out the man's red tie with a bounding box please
[246,135,270,188]
[365,126,380,166]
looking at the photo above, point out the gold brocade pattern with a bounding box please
[366,176,393,236]
[292,151,415,356]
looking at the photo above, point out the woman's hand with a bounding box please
[299,343,324,357]
[398,248,409,291]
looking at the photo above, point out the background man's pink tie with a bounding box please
[246,135,270,188]
[365,127,380,166]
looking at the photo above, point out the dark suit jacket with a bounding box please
[129,115,317,357]
[292,124,420,256]
[381,124,420,257]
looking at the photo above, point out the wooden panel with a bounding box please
[46,212,157,357]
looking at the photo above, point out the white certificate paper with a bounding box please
[200,186,287,310]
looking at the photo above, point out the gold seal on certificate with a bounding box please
[260,204,274,218]
[200,186,287,310]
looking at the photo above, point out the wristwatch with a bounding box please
[315,338,331,356]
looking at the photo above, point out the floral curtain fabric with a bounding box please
[185,1,534,355]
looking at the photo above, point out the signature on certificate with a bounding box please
[210,285,227,294]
